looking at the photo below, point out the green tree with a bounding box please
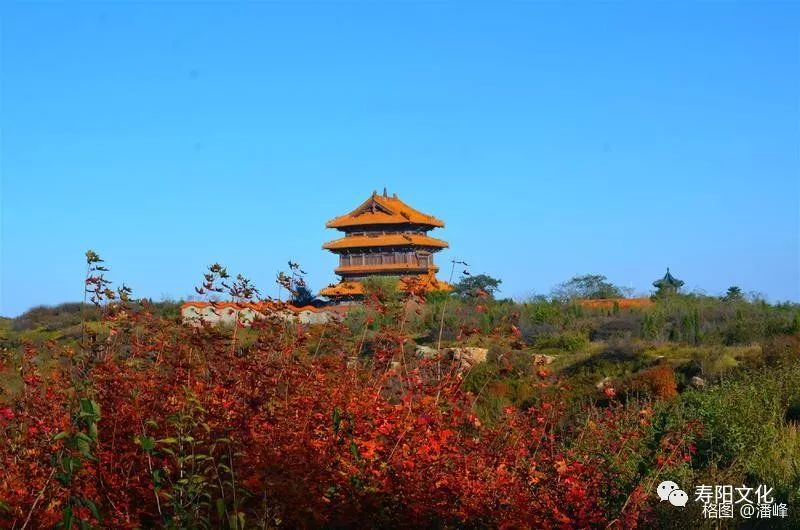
[362,276,402,305]
[453,273,502,299]
[790,312,800,334]
[724,286,744,302]
[291,284,316,306]
[551,274,624,301]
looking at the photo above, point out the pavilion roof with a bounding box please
[326,191,445,229]
[653,268,685,289]
[322,233,449,251]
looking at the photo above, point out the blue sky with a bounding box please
[1,2,798,316]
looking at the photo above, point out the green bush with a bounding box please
[535,332,588,353]
[763,334,800,366]
[679,365,800,473]
[12,302,99,332]
[562,343,649,380]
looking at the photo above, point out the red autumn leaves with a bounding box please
[1,305,692,529]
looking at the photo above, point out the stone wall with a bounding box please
[181,302,341,326]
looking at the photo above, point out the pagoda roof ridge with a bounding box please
[326,192,445,229]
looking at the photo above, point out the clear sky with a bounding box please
[1,2,798,316]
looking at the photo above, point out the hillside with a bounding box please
[2,279,800,528]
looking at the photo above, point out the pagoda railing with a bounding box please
[339,251,432,268]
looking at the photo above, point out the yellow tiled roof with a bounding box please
[326,192,445,229]
[323,233,448,250]
[319,273,452,298]
[319,281,365,296]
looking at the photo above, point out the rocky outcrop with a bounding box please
[443,347,489,367]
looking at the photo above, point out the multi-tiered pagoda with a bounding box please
[319,189,451,301]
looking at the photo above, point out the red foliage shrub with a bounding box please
[0,280,695,528]
[620,364,679,400]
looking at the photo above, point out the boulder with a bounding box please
[444,347,489,367]
[415,345,440,359]
[690,376,706,389]
[595,376,613,390]
[533,354,556,366]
